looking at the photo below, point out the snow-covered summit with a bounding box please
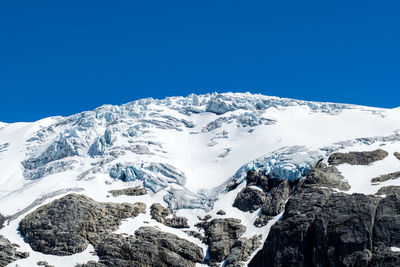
[1,92,400,266]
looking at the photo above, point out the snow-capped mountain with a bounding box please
[1,92,400,267]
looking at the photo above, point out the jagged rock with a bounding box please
[371,172,400,183]
[233,187,266,212]
[198,214,212,221]
[75,261,107,267]
[95,227,204,267]
[108,186,147,197]
[261,179,291,216]
[0,213,4,229]
[301,160,350,190]
[395,152,400,160]
[245,170,269,191]
[216,210,226,215]
[328,149,388,166]
[200,218,246,263]
[0,235,29,267]
[150,203,189,228]
[250,187,333,267]
[225,235,262,267]
[19,194,145,255]
[374,194,400,248]
[254,214,270,228]
[184,230,206,242]
[376,186,400,196]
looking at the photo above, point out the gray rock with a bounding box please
[216,210,226,215]
[253,214,270,228]
[245,170,269,191]
[261,179,291,216]
[150,203,189,228]
[374,194,400,248]
[19,194,146,255]
[225,235,262,267]
[95,227,204,267]
[0,213,4,229]
[302,160,350,190]
[376,186,400,196]
[371,172,400,183]
[75,261,107,267]
[233,187,266,212]
[370,245,400,267]
[37,261,48,266]
[108,186,147,197]
[199,218,246,263]
[328,149,388,165]
[0,235,29,267]
[395,152,400,160]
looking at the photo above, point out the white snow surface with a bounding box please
[0,92,400,266]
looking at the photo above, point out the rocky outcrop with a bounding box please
[377,186,400,196]
[0,213,4,229]
[224,235,262,267]
[233,187,266,212]
[261,179,291,217]
[245,170,269,191]
[394,152,400,160]
[216,210,226,215]
[0,235,29,267]
[371,172,400,183]
[250,161,400,267]
[301,160,350,190]
[199,218,246,264]
[108,186,147,197]
[328,149,388,166]
[150,203,189,228]
[94,227,204,267]
[19,194,145,255]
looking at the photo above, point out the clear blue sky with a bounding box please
[1,1,399,122]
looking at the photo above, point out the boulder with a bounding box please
[216,210,226,215]
[395,152,400,160]
[328,149,388,166]
[150,203,189,228]
[108,186,147,197]
[233,187,266,212]
[19,194,145,255]
[0,235,29,267]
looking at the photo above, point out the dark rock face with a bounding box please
[95,227,204,267]
[374,194,400,248]
[394,152,400,160]
[250,166,400,267]
[224,235,262,267]
[150,203,189,228]
[328,149,388,166]
[302,161,350,191]
[371,172,400,183]
[0,213,4,229]
[19,194,145,255]
[108,186,147,197]
[233,187,266,212]
[0,235,29,267]
[261,179,291,216]
[200,218,246,263]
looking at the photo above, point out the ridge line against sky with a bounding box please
[1,1,399,122]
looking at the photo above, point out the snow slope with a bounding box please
[0,92,400,267]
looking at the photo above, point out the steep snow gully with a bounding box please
[1,92,400,266]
